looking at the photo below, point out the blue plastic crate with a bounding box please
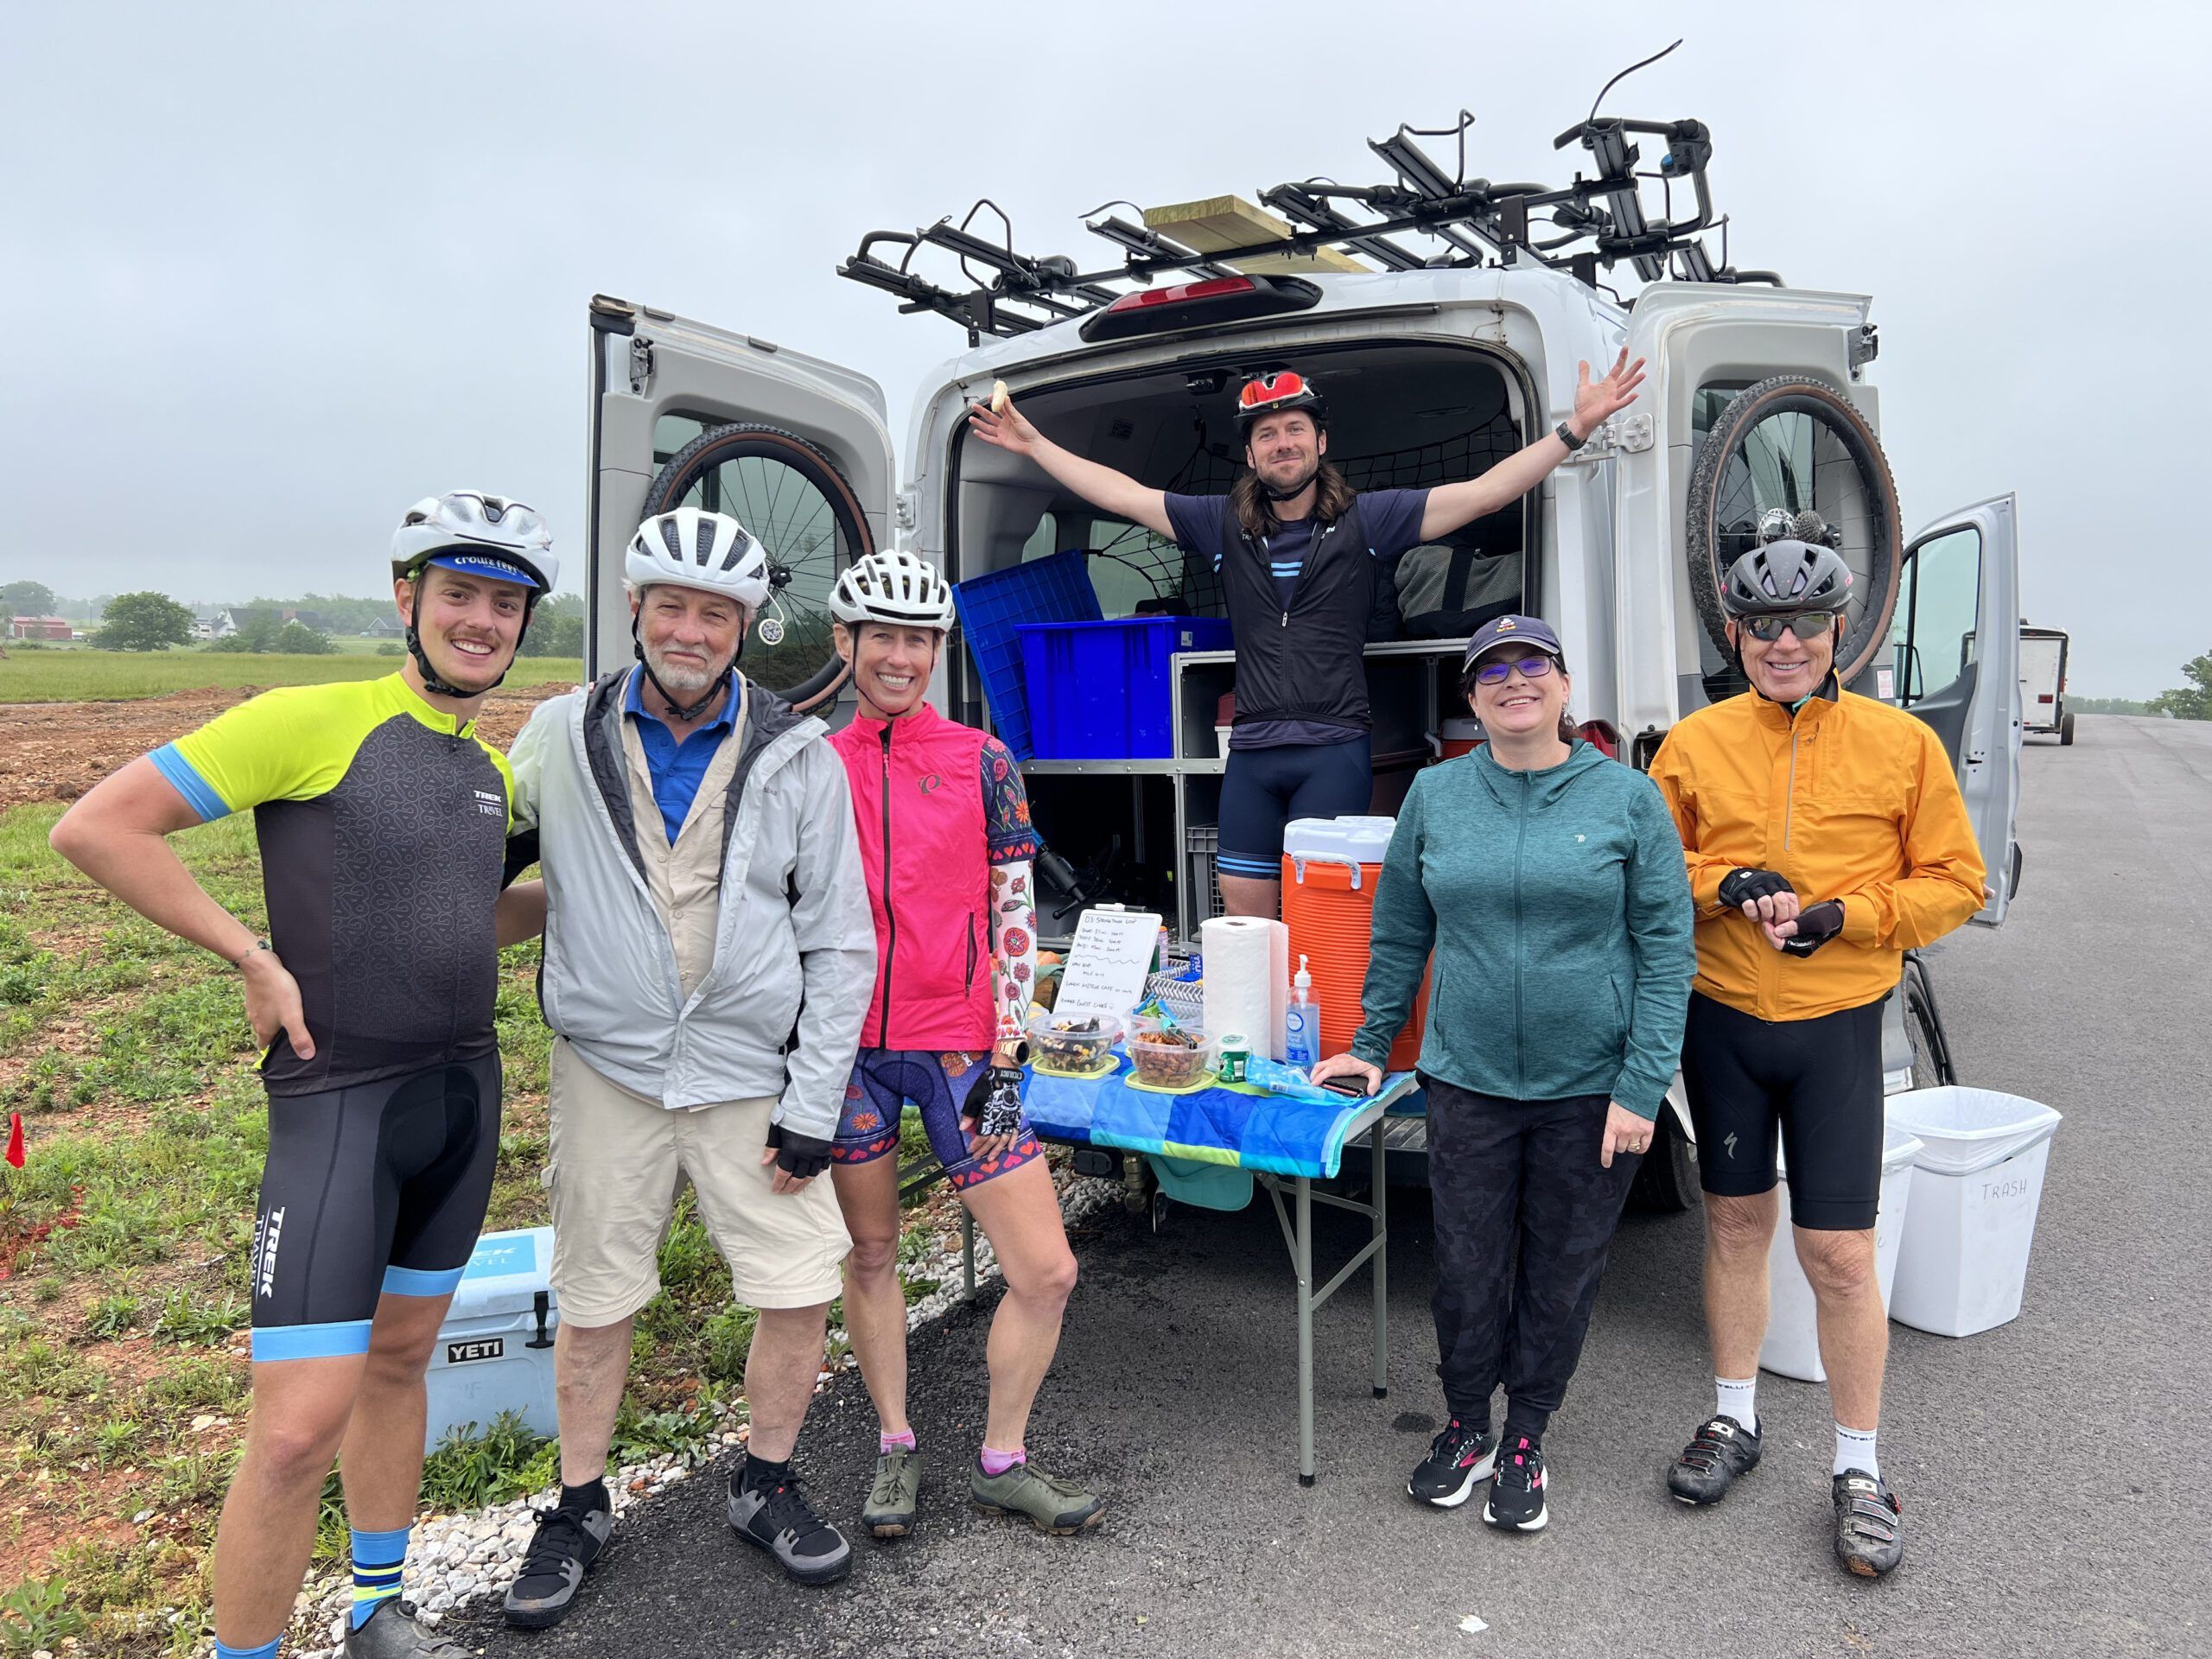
[1018,616,1234,760]
[952,550,1102,760]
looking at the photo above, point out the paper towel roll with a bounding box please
[1202,916,1290,1062]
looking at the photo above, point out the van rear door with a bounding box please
[1888,493,2021,925]
[585,296,895,701]
[1612,282,1879,747]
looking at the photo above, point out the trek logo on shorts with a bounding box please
[445,1337,505,1364]
[254,1205,287,1298]
[472,788,504,818]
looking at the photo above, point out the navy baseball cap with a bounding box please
[1463,613,1564,668]
[425,550,543,590]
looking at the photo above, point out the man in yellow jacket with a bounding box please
[1649,521,1985,1580]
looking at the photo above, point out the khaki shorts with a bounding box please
[545,1038,850,1325]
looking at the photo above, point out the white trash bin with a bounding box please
[423,1226,562,1451]
[1885,1087,2063,1338]
[1759,1123,1923,1382]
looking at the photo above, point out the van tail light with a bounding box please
[1077,273,1323,342]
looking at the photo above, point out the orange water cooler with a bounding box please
[1281,817,1428,1071]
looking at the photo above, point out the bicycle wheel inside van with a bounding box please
[642,422,870,712]
[1684,376,1902,684]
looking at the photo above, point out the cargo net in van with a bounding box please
[1087,405,1522,620]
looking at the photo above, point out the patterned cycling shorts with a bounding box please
[833,1049,1044,1192]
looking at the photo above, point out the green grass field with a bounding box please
[0,650,585,702]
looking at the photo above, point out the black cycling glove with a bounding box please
[1779,899,1847,957]
[963,1058,1028,1141]
[765,1122,833,1180]
[1719,867,1796,910]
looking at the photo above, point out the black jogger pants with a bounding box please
[1425,1075,1643,1441]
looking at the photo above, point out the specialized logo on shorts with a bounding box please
[254,1205,287,1298]
[472,788,504,818]
[1723,1132,1739,1160]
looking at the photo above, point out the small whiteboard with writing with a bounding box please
[1053,906,1162,1027]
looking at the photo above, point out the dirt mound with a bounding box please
[0,682,575,813]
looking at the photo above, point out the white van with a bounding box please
[578,108,2022,1205]
[2018,624,2073,743]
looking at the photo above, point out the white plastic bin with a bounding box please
[1885,1087,2063,1338]
[1759,1123,1923,1382]
[423,1226,562,1452]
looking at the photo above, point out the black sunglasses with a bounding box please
[1471,655,1558,685]
[1743,613,1837,643]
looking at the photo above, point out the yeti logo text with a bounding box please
[257,1206,286,1297]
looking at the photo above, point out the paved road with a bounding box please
[464,717,2211,1659]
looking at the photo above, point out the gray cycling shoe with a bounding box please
[970,1458,1104,1535]
[502,1495,614,1629]
[727,1462,852,1585]
[344,1599,471,1656]
[862,1449,924,1538]
[1833,1469,1904,1577]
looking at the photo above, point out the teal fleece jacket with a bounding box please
[1349,741,1695,1119]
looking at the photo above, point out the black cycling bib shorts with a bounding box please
[150,676,516,1360]
[1680,990,1887,1232]
[1217,735,1374,880]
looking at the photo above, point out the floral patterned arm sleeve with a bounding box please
[981,738,1039,1046]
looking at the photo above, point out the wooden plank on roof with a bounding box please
[1141,195,1367,275]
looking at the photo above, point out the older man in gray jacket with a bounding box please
[499,509,876,1627]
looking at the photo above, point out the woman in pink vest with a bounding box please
[825,550,1103,1542]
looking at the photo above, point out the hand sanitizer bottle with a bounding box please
[1284,955,1319,1071]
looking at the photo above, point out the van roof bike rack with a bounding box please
[836,105,1783,344]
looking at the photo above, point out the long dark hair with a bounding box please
[1230,461,1357,540]
[1459,654,1580,746]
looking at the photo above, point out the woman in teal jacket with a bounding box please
[1313,614,1694,1534]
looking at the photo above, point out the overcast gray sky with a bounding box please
[3,3,2200,696]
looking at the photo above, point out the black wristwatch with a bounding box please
[1554,420,1589,452]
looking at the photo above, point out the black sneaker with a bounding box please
[727,1461,852,1586]
[502,1489,614,1630]
[1833,1469,1904,1578]
[1668,1414,1762,1505]
[1482,1435,1548,1532]
[1407,1417,1497,1509]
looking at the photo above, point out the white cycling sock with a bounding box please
[1715,1376,1758,1435]
[1834,1422,1878,1479]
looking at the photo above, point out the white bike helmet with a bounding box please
[830,550,955,631]
[391,491,557,592]
[626,508,772,611]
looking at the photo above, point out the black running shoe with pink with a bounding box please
[1407,1416,1498,1509]
[1668,1414,1762,1505]
[1483,1435,1548,1532]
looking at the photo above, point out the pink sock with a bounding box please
[979,1445,1026,1476]
[880,1429,917,1454]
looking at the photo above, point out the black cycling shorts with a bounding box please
[1217,735,1373,880]
[1681,991,1886,1232]
[248,1054,502,1361]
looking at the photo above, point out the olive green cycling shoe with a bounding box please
[969,1457,1104,1535]
[863,1449,924,1538]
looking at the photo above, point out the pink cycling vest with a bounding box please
[829,702,995,1051]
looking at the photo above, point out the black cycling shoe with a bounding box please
[1833,1469,1904,1578]
[727,1461,852,1586]
[1668,1414,1762,1505]
[1482,1435,1548,1533]
[1407,1417,1497,1509]
[502,1491,613,1630]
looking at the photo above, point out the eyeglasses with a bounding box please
[1471,655,1558,685]
[1742,613,1837,643]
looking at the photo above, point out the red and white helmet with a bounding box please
[626,508,771,611]
[830,550,955,631]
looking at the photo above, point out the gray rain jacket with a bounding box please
[506,671,874,1141]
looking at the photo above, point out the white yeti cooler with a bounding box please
[422,1226,561,1452]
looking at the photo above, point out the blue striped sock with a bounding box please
[349,1524,410,1630]
[214,1641,281,1659]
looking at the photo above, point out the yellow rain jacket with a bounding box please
[1649,688,1986,1022]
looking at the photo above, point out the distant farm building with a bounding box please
[8,615,73,640]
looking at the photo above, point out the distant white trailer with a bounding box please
[2019,624,2073,744]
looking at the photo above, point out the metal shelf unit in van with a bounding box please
[1019,638,1473,949]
